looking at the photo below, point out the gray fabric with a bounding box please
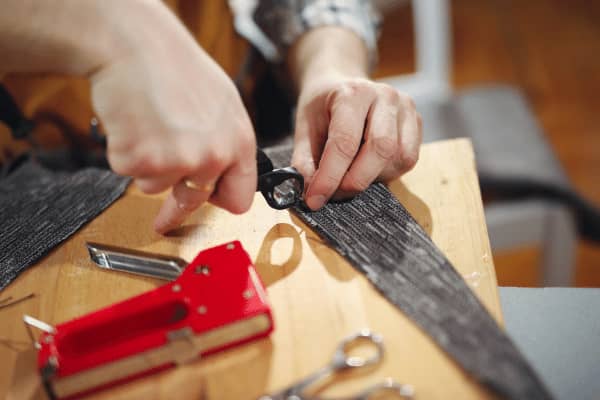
[0,157,130,290]
[293,185,552,399]
[267,145,553,399]
[417,85,569,187]
[499,287,600,400]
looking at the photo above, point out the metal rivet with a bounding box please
[243,289,254,299]
[197,305,207,314]
[44,335,53,344]
[172,284,182,292]
[226,243,235,250]
[195,265,210,275]
[48,355,58,367]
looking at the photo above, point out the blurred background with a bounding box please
[1,0,597,289]
[371,0,599,287]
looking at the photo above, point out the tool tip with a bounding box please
[85,242,108,268]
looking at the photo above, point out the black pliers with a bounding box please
[256,148,304,210]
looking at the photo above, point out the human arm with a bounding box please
[228,0,422,210]
[0,0,257,233]
[0,1,117,76]
[288,25,422,210]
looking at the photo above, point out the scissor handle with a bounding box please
[258,330,387,400]
[352,378,414,400]
[331,329,384,370]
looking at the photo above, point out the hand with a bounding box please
[292,74,422,210]
[90,2,256,234]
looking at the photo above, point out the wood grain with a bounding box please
[0,139,501,400]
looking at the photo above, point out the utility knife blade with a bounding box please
[86,242,187,281]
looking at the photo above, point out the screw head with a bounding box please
[243,289,254,299]
[172,284,182,293]
[197,305,207,314]
[195,265,210,275]
[48,355,58,367]
[44,335,53,344]
[226,243,235,250]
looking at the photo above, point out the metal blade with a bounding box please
[86,242,187,281]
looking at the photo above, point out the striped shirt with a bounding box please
[229,0,381,64]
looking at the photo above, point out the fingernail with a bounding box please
[154,217,171,234]
[154,214,183,235]
[154,221,168,235]
[307,195,327,210]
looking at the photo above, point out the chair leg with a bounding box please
[485,201,547,251]
[541,204,577,286]
[484,201,577,286]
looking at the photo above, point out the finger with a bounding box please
[209,154,257,215]
[135,174,180,194]
[291,110,324,190]
[152,150,225,234]
[336,98,399,199]
[380,108,422,181]
[291,135,316,191]
[305,87,375,210]
[106,138,175,178]
[153,176,217,234]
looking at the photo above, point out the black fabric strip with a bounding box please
[0,157,130,290]
[293,184,553,399]
[265,146,553,399]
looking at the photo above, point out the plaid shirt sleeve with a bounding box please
[228,0,381,66]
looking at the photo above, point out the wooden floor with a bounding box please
[373,0,600,287]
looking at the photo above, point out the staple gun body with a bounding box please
[36,241,273,399]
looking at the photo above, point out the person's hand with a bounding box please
[292,73,422,210]
[90,2,256,234]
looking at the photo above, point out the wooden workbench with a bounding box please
[0,138,501,399]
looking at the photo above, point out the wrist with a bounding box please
[288,26,369,94]
[88,0,167,75]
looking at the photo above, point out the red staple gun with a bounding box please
[27,241,273,399]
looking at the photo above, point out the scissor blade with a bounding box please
[86,242,187,281]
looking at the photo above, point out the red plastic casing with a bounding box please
[36,241,273,399]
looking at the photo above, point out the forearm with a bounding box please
[0,0,166,76]
[287,26,370,94]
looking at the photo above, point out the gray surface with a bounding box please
[486,201,578,286]
[500,287,600,400]
[415,84,578,286]
[417,84,570,186]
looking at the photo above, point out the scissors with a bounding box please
[258,330,414,400]
[256,148,304,210]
